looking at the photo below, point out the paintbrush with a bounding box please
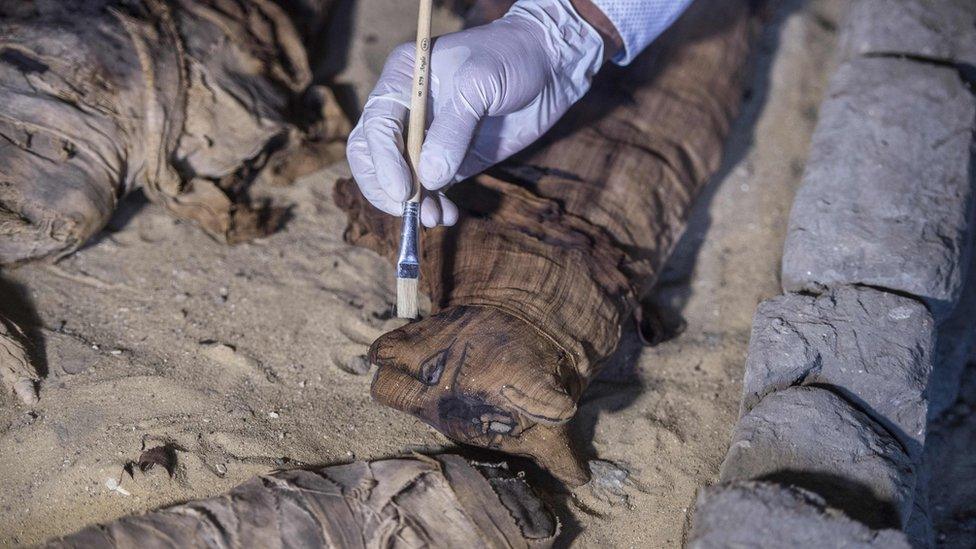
[397,0,433,319]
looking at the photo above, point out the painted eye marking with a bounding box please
[418,344,452,385]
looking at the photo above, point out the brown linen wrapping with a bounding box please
[335,0,760,484]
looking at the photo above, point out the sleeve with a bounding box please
[590,0,695,65]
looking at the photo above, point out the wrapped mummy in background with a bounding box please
[0,0,347,266]
[0,0,348,404]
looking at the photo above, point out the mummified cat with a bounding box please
[46,455,558,548]
[0,0,346,266]
[335,0,762,484]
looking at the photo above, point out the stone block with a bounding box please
[741,286,935,458]
[840,0,976,66]
[689,481,910,548]
[721,386,916,528]
[781,56,975,319]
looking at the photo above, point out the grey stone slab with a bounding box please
[689,481,910,549]
[781,56,975,319]
[840,0,976,66]
[721,386,916,528]
[741,286,935,459]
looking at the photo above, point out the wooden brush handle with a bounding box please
[407,0,434,204]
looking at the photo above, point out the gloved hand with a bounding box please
[346,0,605,227]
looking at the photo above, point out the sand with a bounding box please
[4,0,969,547]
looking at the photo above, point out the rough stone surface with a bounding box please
[741,286,935,458]
[781,56,975,319]
[689,481,911,549]
[840,0,976,66]
[721,387,916,529]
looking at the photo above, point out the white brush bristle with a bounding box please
[397,277,419,319]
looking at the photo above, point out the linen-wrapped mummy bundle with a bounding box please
[0,0,345,265]
[336,0,761,483]
[45,455,559,548]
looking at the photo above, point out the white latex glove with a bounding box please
[346,0,605,227]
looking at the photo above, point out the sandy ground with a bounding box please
[4,0,971,547]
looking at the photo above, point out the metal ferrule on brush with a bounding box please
[397,201,421,279]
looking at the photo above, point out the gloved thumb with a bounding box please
[418,100,481,190]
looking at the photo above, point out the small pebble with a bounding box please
[104,478,130,496]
